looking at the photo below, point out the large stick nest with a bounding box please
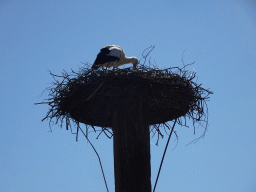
[36,47,213,144]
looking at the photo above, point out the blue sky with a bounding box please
[1,0,256,191]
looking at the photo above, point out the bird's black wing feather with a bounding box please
[92,47,119,69]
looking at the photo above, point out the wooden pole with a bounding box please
[112,102,151,192]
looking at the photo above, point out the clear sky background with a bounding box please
[1,0,256,192]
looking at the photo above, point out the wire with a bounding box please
[153,119,177,192]
[79,126,109,192]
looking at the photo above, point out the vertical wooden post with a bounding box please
[112,103,151,192]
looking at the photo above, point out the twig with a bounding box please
[87,81,105,101]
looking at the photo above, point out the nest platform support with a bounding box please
[112,102,151,192]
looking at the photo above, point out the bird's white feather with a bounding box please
[107,47,123,58]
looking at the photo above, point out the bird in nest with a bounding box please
[92,45,139,70]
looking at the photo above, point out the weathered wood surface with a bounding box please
[112,104,151,192]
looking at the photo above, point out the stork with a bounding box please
[92,45,139,70]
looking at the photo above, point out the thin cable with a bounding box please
[79,126,109,192]
[153,119,177,192]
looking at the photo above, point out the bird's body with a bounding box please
[92,45,138,70]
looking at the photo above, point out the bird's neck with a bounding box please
[122,57,136,65]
